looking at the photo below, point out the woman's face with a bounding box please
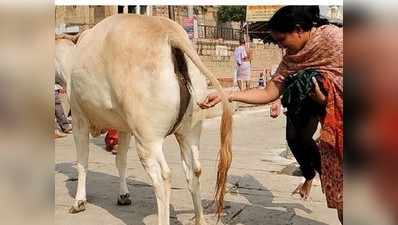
[271,30,306,53]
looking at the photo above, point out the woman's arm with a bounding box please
[230,78,284,104]
[199,76,285,109]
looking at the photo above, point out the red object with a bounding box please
[105,129,119,151]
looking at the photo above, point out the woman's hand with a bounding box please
[273,74,285,83]
[309,77,326,105]
[199,91,231,109]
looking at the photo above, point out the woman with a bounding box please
[200,6,343,223]
[234,39,251,90]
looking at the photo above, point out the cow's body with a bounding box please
[57,14,232,225]
[71,17,206,135]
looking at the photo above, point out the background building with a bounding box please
[320,5,343,24]
[55,6,284,87]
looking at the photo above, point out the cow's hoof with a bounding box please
[69,200,86,214]
[196,221,208,225]
[195,216,208,225]
[117,193,132,206]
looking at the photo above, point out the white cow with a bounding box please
[56,14,233,225]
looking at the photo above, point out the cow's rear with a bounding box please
[66,14,232,225]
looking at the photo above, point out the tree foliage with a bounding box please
[217,6,246,24]
[193,6,208,15]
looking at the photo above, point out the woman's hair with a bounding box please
[239,38,245,45]
[268,6,329,33]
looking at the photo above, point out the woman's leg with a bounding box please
[286,114,320,199]
[286,115,319,180]
[301,115,322,175]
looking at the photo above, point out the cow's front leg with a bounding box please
[69,114,90,214]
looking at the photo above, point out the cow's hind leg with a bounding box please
[135,137,171,225]
[175,123,206,225]
[115,131,132,205]
[69,114,90,214]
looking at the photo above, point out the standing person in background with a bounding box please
[55,84,72,135]
[258,72,265,88]
[264,69,272,86]
[55,59,72,136]
[234,39,251,90]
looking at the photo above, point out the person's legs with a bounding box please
[300,115,322,175]
[286,114,320,199]
[54,119,66,138]
[245,80,250,89]
[55,94,72,133]
[286,116,319,180]
[237,80,243,91]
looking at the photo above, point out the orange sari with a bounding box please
[276,25,343,210]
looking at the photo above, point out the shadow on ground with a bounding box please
[200,174,327,225]
[56,162,183,225]
[56,163,328,225]
[89,135,107,150]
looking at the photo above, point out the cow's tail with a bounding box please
[168,27,233,220]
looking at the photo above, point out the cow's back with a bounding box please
[70,15,185,134]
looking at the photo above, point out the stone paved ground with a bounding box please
[55,108,339,225]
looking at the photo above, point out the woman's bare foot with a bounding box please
[292,179,313,200]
